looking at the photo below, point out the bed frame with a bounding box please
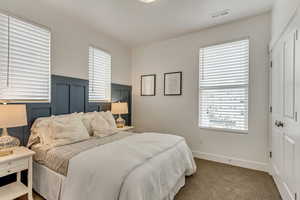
[7,75,132,146]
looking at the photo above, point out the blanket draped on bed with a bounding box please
[32,132,134,176]
[61,133,196,200]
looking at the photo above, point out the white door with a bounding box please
[271,40,284,178]
[271,29,300,200]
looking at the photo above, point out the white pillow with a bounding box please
[53,112,82,119]
[29,116,53,147]
[81,112,97,136]
[49,115,90,147]
[91,114,118,137]
[99,111,117,129]
[28,113,86,147]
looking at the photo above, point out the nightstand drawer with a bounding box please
[0,158,28,177]
[0,164,28,177]
[9,158,28,169]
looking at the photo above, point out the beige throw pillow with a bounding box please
[49,116,90,147]
[91,114,118,137]
[81,112,97,136]
[28,113,87,147]
[29,116,53,147]
[99,111,117,129]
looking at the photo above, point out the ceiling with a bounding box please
[42,0,275,47]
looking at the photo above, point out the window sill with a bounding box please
[199,126,248,134]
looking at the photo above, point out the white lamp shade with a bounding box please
[111,102,128,115]
[0,104,27,128]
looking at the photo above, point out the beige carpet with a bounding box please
[175,159,281,200]
[19,159,281,200]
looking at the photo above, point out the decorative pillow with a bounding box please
[81,112,97,136]
[99,111,117,129]
[53,112,82,119]
[28,112,84,147]
[91,114,118,137]
[29,116,53,147]
[49,115,90,147]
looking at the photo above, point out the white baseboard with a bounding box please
[193,151,269,172]
[270,163,294,200]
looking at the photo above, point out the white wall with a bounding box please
[132,13,271,168]
[0,0,131,85]
[0,0,272,169]
[271,0,300,47]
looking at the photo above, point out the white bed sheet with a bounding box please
[33,161,186,200]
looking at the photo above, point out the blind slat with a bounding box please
[88,47,111,101]
[0,13,50,101]
[0,14,8,89]
[199,39,249,131]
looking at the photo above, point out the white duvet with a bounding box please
[61,133,196,200]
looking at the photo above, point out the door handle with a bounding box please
[275,120,284,128]
[278,121,284,127]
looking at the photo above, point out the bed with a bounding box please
[28,113,196,200]
[23,76,196,200]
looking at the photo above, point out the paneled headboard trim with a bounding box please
[51,75,89,115]
[5,75,132,146]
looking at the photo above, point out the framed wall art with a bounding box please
[141,74,156,96]
[164,71,182,96]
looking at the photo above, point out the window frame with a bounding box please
[0,9,51,103]
[88,45,112,103]
[198,37,250,134]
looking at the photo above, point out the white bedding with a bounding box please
[33,162,186,200]
[60,133,196,200]
[33,162,65,200]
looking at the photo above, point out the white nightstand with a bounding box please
[117,126,134,132]
[0,147,35,200]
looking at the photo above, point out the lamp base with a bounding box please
[0,135,20,149]
[116,116,126,128]
[0,149,13,157]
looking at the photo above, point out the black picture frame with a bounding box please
[141,74,156,96]
[164,71,182,96]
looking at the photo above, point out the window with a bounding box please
[199,39,249,132]
[0,13,51,102]
[88,47,111,102]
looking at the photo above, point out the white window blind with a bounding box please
[0,13,51,102]
[199,39,249,132]
[89,47,111,102]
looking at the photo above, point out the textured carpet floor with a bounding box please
[175,159,281,200]
[19,159,281,200]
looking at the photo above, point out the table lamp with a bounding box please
[111,102,128,128]
[0,104,27,153]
